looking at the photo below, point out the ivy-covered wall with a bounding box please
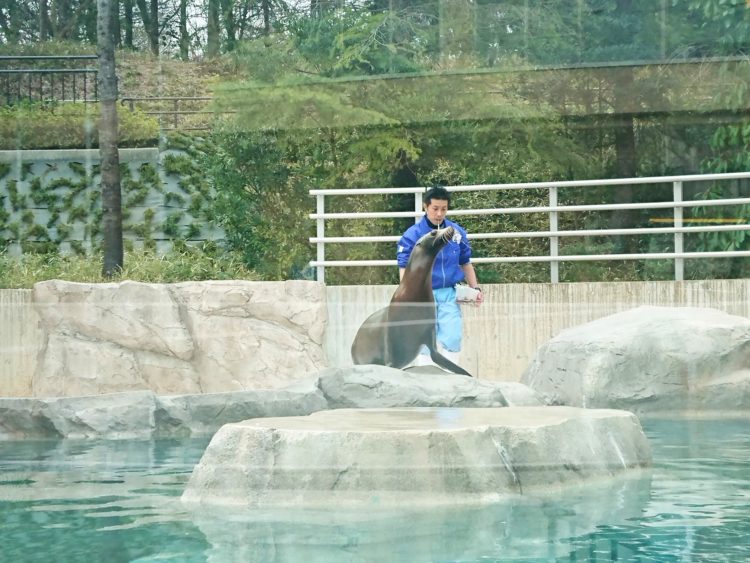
[0,144,223,255]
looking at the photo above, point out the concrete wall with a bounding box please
[2,279,750,396]
[0,289,42,396]
[0,148,224,256]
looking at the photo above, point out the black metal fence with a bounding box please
[0,55,98,105]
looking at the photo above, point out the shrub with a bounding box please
[0,102,159,150]
[0,243,259,289]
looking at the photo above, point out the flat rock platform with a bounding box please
[181,406,652,508]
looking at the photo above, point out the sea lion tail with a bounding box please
[428,348,473,377]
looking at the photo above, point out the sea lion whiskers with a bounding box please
[439,227,454,244]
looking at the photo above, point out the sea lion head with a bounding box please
[415,226,455,256]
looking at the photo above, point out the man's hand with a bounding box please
[473,287,484,306]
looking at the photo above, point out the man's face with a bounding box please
[424,198,449,226]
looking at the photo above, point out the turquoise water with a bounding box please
[1,419,748,562]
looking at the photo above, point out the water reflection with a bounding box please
[0,438,211,562]
[190,473,652,562]
[0,419,748,562]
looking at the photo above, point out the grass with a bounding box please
[0,244,260,288]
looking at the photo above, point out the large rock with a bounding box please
[522,306,750,414]
[181,406,652,508]
[0,392,157,440]
[315,364,542,408]
[32,280,328,396]
[0,366,542,440]
[154,377,329,438]
[44,391,158,440]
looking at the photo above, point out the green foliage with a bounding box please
[204,129,310,280]
[687,2,750,277]
[0,244,259,289]
[8,181,27,211]
[290,7,435,77]
[227,36,314,85]
[0,40,94,58]
[0,102,159,150]
[690,183,749,272]
[3,3,748,285]
[0,139,221,258]
[163,213,183,237]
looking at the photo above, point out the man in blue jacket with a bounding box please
[396,185,483,366]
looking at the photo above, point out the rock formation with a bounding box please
[32,279,328,396]
[522,306,750,414]
[0,365,543,440]
[181,406,652,508]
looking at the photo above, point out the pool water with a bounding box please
[0,418,748,562]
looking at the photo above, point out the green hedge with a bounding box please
[0,243,259,289]
[0,102,159,150]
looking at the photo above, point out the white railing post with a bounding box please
[414,190,422,223]
[316,193,326,282]
[673,181,684,281]
[549,186,559,283]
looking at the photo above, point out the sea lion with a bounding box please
[350,226,473,376]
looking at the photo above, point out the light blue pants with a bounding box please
[417,287,463,357]
[433,287,463,353]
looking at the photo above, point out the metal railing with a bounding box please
[120,96,235,130]
[309,172,750,283]
[0,55,98,105]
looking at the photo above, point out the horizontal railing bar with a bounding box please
[451,198,750,214]
[473,223,750,239]
[311,259,396,267]
[310,236,400,243]
[0,69,97,74]
[474,251,750,263]
[310,250,750,267]
[120,96,214,101]
[309,197,750,220]
[0,55,97,60]
[159,127,212,131]
[310,187,425,195]
[309,223,750,244]
[143,110,235,115]
[309,171,750,196]
[443,172,750,191]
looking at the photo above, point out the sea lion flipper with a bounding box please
[428,348,473,377]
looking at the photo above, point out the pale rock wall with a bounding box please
[31,279,328,397]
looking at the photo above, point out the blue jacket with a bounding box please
[396,216,472,289]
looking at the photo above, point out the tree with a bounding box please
[207,0,220,57]
[179,0,189,59]
[39,0,51,40]
[97,0,123,276]
[135,0,159,55]
[122,0,135,49]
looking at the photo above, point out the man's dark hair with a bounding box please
[423,185,451,205]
